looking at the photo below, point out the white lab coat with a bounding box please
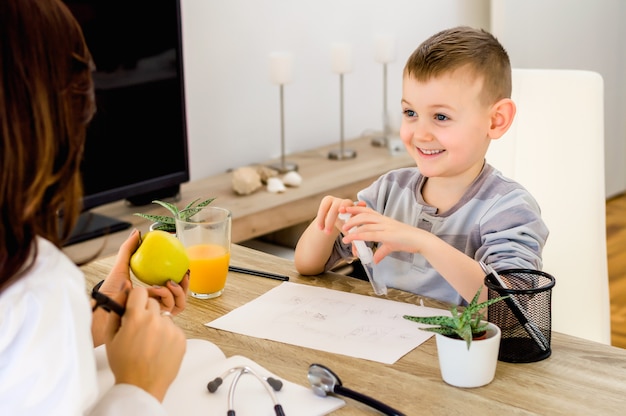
[0,238,166,415]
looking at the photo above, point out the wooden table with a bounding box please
[65,136,412,264]
[81,245,626,415]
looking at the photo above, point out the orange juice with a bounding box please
[186,243,230,295]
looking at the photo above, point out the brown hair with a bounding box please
[404,26,512,105]
[0,0,95,292]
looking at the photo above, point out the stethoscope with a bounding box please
[207,363,405,416]
[207,366,285,416]
[308,363,406,416]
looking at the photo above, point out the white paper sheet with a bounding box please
[94,339,344,416]
[207,282,447,364]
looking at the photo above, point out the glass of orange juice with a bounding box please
[175,206,231,299]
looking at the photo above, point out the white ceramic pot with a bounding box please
[435,321,501,388]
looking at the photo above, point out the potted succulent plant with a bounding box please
[403,287,508,388]
[134,197,215,233]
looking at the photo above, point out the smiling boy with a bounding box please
[294,26,549,305]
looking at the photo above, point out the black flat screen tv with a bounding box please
[62,0,189,245]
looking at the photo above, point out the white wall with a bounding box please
[180,0,490,180]
[180,0,625,198]
[491,0,626,197]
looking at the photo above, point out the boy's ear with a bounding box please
[488,98,516,139]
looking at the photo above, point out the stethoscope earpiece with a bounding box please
[207,376,224,393]
[307,363,406,416]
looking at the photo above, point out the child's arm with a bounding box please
[413,234,487,303]
[294,196,355,275]
[294,220,339,275]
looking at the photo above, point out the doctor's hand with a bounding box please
[102,229,189,314]
[92,229,188,346]
[96,228,139,299]
[104,286,186,403]
[146,271,189,316]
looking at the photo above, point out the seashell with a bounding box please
[256,165,279,183]
[231,166,262,195]
[282,171,303,187]
[266,177,286,193]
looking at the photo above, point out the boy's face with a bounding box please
[400,68,494,183]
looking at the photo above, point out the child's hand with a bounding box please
[341,205,424,263]
[295,196,367,276]
[315,196,361,235]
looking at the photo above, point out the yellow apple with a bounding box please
[130,230,190,286]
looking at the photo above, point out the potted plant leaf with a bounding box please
[134,197,216,233]
[403,286,508,388]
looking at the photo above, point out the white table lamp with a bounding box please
[328,43,356,160]
[268,52,297,173]
[372,34,397,147]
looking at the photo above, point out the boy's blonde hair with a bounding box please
[404,26,511,106]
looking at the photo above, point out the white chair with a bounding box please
[486,68,611,345]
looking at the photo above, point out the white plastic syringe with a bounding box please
[338,212,387,296]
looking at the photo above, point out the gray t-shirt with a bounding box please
[326,163,549,305]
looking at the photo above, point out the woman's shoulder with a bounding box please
[27,238,83,288]
[0,238,94,414]
[1,237,86,326]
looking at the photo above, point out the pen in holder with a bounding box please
[482,264,556,363]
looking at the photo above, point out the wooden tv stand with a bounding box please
[63,136,413,264]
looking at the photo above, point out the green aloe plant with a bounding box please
[403,286,508,350]
[134,197,215,233]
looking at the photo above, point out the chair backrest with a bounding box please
[486,68,611,344]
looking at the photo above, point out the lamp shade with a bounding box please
[374,34,396,64]
[331,43,353,74]
[269,52,293,85]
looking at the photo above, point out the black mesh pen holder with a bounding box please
[485,269,556,363]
